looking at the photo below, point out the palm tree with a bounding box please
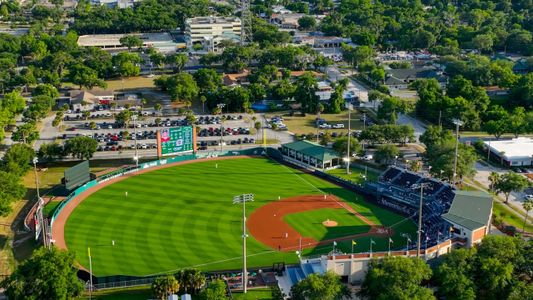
[200,96,207,113]
[151,275,180,300]
[522,200,533,232]
[154,103,162,116]
[488,172,500,191]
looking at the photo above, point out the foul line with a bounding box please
[279,164,325,195]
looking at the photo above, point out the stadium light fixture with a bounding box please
[233,193,254,294]
[411,182,431,258]
[452,118,464,185]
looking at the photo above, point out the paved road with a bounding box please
[325,65,369,102]
[397,113,427,141]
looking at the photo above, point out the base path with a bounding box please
[51,155,256,251]
[247,195,391,252]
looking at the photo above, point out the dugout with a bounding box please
[281,140,341,170]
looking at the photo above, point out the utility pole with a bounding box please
[233,193,254,293]
[412,182,430,258]
[132,114,139,166]
[452,119,464,184]
[218,103,226,151]
[346,103,353,174]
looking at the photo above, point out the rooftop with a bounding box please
[186,16,241,25]
[282,140,340,162]
[442,191,493,231]
[484,137,533,160]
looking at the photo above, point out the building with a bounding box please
[77,33,185,53]
[67,90,115,111]
[281,140,341,170]
[442,191,493,248]
[384,66,446,90]
[90,0,141,8]
[293,35,350,49]
[184,16,241,52]
[484,137,533,166]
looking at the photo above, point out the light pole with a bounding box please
[452,119,464,185]
[362,113,366,151]
[346,103,353,174]
[88,247,93,300]
[132,114,139,166]
[218,104,226,152]
[33,157,40,200]
[233,193,254,293]
[412,182,430,258]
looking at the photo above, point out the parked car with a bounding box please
[332,124,345,129]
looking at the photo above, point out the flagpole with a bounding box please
[388,239,391,256]
[370,239,373,257]
[351,241,354,256]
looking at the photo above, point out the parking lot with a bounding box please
[58,106,259,158]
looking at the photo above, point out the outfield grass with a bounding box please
[65,158,416,276]
[326,166,379,184]
[285,208,371,241]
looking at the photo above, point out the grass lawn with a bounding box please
[266,111,365,135]
[65,158,416,276]
[493,201,533,232]
[285,208,371,241]
[105,76,158,90]
[326,166,379,184]
[232,288,273,300]
[77,285,151,300]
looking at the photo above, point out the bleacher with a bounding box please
[284,261,324,286]
[366,166,456,249]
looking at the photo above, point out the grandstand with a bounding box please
[365,166,455,250]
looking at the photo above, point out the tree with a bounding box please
[0,170,26,216]
[151,275,180,300]
[374,144,400,165]
[158,73,199,103]
[360,257,434,300]
[332,137,360,157]
[38,142,64,161]
[294,72,319,113]
[494,172,529,203]
[167,53,189,72]
[199,279,227,300]
[522,200,533,232]
[119,35,143,51]
[150,52,166,69]
[68,64,106,89]
[472,34,493,53]
[64,136,98,160]
[154,103,162,115]
[176,269,205,295]
[32,84,59,99]
[291,271,347,300]
[342,45,374,68]
[435,248,477,300]
[24,95,54,121]
[488,172,500,191]
[12,122,39,144]
[507,107,527,138]
[114,109,132,128]
[194,68,222,96]
[113,52,141,78]
[298,16,317,31]
[377,96,411,124]
[2,143,35,177]
[254,121,262,138]
[1,246,83,299]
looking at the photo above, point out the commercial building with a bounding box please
[442,191,493,248]
[281,140,341,170]
[77,32,185,53]
[184,16,241,52]
[384,66,446,90]
[484,137,533,167]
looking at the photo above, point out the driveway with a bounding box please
[397,113,427,141]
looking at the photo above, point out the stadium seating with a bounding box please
[366,167,456,249]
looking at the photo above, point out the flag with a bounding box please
[437,231,442,236]
[407,237,412,242]
[389,238,393,244]
[426,236,430,241]
[333,241,337,246]
[352,240,357,246]
[87,247,91,258]
[370,239,376,245]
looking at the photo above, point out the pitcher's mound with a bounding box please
[322,220,338,227]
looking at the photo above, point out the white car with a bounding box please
[332,124,345,129]
[141,144,147,149]
[526,194,533,200]
[363,154,373,161]
[319,123,332,129]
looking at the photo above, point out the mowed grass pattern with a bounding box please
[284,208,371,241]
[65,158,416,276]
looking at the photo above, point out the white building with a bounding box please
[77,33,184,53]
[484,137,533,167]
[184,16,241,52]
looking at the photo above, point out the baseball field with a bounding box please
[61,157,416,277]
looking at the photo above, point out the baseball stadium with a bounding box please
[49,149,419,279]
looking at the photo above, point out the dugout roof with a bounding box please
[282,140,340,162]
[442,191,493,231]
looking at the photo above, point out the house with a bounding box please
[384,66,446,90]
[270,13,305,30]
[293,36,350,49]
[513,58,530,75]
[484,86,510,96]
[67,90,114,111]
[222,69,251,86]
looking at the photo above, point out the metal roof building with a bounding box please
[484,137,533,167]
[281,140,341,170]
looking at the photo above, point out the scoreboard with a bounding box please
[157,126,197,157]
